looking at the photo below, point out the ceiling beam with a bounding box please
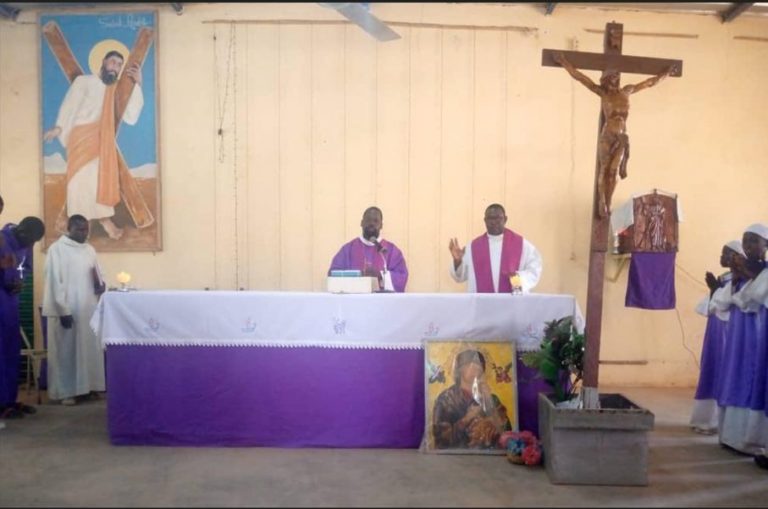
[0,3,20,21]
[170,3,183,15]
[720,2,753,23]
[545,2,557,15]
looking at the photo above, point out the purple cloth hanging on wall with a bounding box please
[625,252,676,310]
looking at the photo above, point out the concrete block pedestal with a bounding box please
[538,392,655,486]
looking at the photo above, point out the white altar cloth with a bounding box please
[91,290,584,351]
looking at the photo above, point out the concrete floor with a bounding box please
[1,386,766,507]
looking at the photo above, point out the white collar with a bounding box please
[487,232,504,240]
[359,235,382,246]
[61,235,88,248]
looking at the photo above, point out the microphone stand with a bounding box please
[369,237,394,292]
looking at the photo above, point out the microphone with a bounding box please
[368,236,386,253]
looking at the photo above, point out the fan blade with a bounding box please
[325,3,400,42]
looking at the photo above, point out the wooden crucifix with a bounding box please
[42,20,156,233]
[542,22,683,408]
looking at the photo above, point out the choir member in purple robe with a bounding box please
[716,223,768,454]
[690,240,745,434]
[328,207,409,292]
[0,216,45,420]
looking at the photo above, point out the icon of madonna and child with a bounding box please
[425,341,518,454]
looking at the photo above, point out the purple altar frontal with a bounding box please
[106,345,548,448]
[94,290,582,447]
[106,345,424,447]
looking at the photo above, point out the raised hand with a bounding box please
[448,237,465,265]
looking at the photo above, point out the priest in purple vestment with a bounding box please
[448,203,542,294]
[0,216,45,420]
[328,206,409,292]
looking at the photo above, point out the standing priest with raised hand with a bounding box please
[449,203,542,294]
[328,206,409,292]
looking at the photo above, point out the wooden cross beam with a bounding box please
[542,22,682,409]
[42,20,155,230]
[542,50,682,77]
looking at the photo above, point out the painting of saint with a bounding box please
[40,10,160,251]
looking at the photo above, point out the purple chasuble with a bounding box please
[625,252,676,309]
[471,228,523,293]
[328,238,409,292]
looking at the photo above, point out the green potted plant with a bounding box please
[521,316,584,406]
[521,315,655,486]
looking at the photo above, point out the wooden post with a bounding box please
[542,23,682,408]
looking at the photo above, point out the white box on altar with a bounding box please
[327,276,378,294]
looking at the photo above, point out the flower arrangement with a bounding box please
[521,316,585,403]
[498,430,542,466]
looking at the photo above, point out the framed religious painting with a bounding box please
[423,339,519,454]
[40,9,161,251]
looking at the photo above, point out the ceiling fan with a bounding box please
[318,2,401,42]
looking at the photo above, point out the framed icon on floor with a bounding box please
[423,339,518,454]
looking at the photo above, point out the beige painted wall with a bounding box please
[1,3,767,387]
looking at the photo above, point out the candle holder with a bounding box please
[116,272,132,292]
[509,273,523,295]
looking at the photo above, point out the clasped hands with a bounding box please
[60,315,74,329]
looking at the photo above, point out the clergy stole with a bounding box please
[624,193,679,310]
[472,228,523,293]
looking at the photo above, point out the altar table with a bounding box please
[91,291,583,447]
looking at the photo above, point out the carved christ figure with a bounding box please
[553,52,676,218]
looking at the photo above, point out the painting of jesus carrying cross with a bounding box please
[40,10,160,252]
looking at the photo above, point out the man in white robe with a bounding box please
[44,50,144,240]
[43,215,106,405]
[449,204,543,294]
